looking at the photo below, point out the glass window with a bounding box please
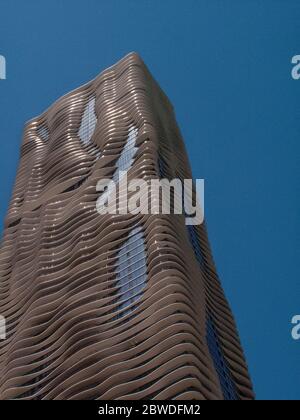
[206,317,238,400]
[78,97,97,145]
[114,226,147,318]
[185,220,238,400]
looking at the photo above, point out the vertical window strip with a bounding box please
[113,126,138,180]
[206,317,239,400]
[187,225,205,267]
[78,97,97,145]
[115,226,147,317]
[37,124,49,142]
[185,222,238,399]
[98,126,138,210]
[158,155,167,178]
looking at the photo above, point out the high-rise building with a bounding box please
[0,53,254,400]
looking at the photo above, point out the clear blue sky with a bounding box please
[0,0,299,400]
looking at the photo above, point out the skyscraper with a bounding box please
[0,53,254,400]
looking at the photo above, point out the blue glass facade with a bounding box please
[158,155,168,178]
[186,224,238,399]
[157,156,237,398]
[206,317,238,400]
[187,225,205,268]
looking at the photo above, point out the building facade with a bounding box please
[0,53,254,400]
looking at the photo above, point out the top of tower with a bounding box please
[25,52,147,125]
